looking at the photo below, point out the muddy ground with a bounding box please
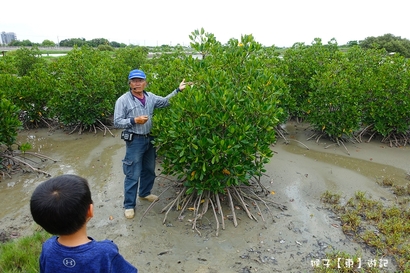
[0,120,409,272]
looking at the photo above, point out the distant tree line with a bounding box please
[5,33,410,57]
[7,38,127,48]
[346,33,410,58]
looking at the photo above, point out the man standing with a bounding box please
[114,69,186,219]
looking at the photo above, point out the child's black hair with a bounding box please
[30,174,93,235]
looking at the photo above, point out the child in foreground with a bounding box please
[30,174,137,273]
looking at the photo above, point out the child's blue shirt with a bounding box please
[40,236,137,273]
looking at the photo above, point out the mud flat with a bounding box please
[1,121,408,272]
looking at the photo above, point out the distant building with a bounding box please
[1,32,17,45]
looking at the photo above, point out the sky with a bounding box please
[2,0,409,47]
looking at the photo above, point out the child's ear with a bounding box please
[87,204,94,218]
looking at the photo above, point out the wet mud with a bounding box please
[1,121,409,272]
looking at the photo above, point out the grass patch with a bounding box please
[317,190,410,272]
[0,230,50,273]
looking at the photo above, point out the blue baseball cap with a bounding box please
[128,69,146,80]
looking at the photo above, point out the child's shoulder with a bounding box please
[42,235,58,248]
[43,237,117,251]
[91,238,119,252]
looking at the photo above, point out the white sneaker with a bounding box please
[124,209,135,219]
[139,194,158,202]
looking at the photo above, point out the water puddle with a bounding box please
[0,129,124,219]
[282,143,409,186]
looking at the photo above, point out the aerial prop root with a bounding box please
[2,154,51,176]
[139,184,288,236]
[67,120,114,136]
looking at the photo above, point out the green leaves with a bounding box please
[48,46,117,127]
[360,53,410,137]
[283,39,340,119]
[189,28,220,59]
[13,46,45,76]
[307,51,361,138]
[0,97,22,147]
[152,31,284,194]
[286,43,410,142]
[360,33,410,58]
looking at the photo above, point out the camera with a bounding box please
[121,131,134,141]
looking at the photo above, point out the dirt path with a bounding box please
[1,121,408,272]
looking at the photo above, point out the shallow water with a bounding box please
[0,129,123,219]
[282,143,409,186]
